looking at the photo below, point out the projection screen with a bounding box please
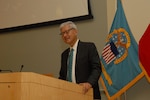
[0,0,93,32]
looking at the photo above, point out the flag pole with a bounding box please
[116,91,127,100]
[116,97,121,100]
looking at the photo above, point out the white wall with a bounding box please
[123,0,150,42]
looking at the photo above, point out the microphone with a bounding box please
[20,65,24,72]
[0,69,13,72]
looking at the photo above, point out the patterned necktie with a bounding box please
[67,48,74,82]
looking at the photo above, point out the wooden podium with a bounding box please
[0,72,93,100]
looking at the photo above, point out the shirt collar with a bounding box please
[70,39,79,51]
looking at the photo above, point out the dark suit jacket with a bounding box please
[59,41,102,99]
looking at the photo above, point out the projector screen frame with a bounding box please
[0,0,93,33]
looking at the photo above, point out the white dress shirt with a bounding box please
[70,39,79,83]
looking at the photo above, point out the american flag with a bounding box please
[102,42,119,64]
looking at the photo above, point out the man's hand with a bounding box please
[79,82,92,94]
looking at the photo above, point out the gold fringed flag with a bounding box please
[100,0,144,100]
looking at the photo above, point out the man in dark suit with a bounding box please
[59,21,102,100]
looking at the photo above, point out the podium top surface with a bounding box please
[0,72,93,96]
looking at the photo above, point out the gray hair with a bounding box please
[59,21,77,30]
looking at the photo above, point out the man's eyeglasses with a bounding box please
[60,28,74,35]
